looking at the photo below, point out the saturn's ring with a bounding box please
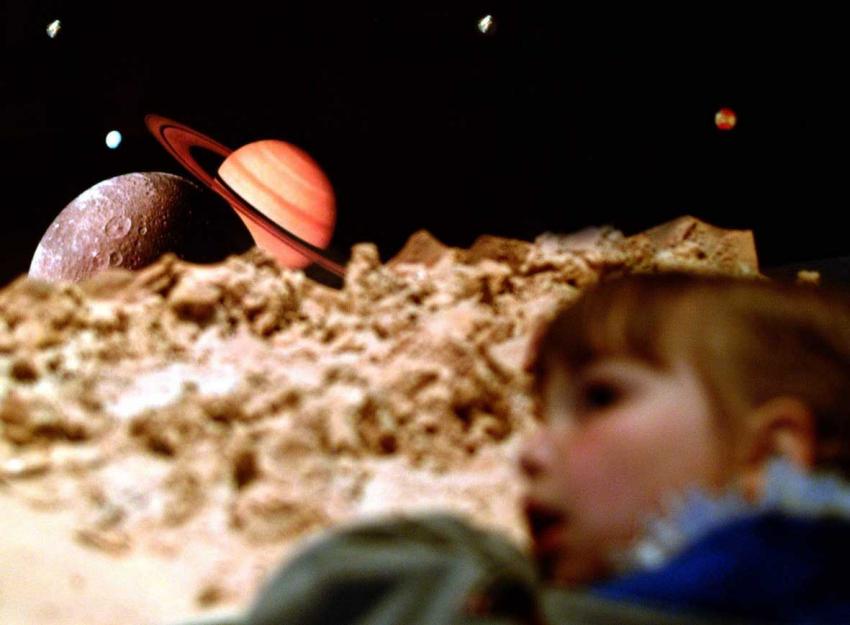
[145,114,345,276]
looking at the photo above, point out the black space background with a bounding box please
[2,2,848,287]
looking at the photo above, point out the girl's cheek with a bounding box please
[558,429,616,499]
[561,423,649,514]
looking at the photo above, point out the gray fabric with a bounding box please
[247,514,538,625]
[540,589,759,625]
[168,616,243,625]
[170,514,759,625]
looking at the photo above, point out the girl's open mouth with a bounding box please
[523,498,566,547]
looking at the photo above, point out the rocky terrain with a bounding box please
[0,217,759,625]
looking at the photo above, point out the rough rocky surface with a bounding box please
[0,217,759,625]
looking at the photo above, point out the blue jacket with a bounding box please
[594,513,850,624]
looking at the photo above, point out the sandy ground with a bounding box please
[0,218,760,625]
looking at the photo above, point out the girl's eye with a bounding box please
[578,382,621,410]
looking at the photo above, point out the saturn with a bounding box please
[145,114,344,276]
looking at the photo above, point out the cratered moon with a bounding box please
[29,172,254,283]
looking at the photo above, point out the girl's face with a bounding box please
[519,356,731,586]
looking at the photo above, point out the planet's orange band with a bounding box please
[220,155,333,234]
[145,114,345,276]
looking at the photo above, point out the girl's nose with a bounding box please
[518,429,553,479]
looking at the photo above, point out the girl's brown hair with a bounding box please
[531,273,850,476]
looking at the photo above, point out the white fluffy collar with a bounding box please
[613,459,850,574]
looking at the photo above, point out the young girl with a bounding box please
[195,273,850,625]
[519,272,850,623]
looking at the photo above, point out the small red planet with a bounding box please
[715,107,737,131]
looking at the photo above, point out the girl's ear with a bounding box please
[738,396,815,500]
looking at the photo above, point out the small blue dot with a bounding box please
[106,130,123,149]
